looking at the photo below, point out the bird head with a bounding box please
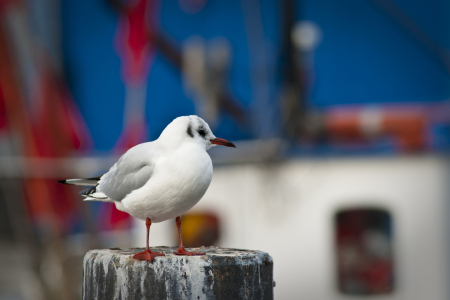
[159,115,236,150]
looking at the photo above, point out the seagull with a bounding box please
[58,115,235,262]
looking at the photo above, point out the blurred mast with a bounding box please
[278,0,307,141]
[240,0,276,139]
[108,0,157,152]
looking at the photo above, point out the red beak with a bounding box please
[210,138,236,148]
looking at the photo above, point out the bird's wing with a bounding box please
[98,143,156,201]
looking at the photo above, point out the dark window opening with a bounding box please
[335,208,394,295]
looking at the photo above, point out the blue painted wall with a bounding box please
[62,0,450,151]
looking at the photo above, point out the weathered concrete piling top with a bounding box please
[83,247,274,300]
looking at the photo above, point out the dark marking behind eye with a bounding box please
[187,124,194,137]
[198,129,206,137]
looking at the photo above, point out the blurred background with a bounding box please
[1,0,450,299]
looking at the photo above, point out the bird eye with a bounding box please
[198,129,206,137]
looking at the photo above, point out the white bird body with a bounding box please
[112,142,213,222]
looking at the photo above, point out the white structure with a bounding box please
[139,155,450,300]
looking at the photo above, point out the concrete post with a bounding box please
[83,247,274,300]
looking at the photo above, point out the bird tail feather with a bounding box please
[57,175,102,186]
[58,175,113,202]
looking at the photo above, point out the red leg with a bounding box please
[133,218,165,262]
[173,216,205,256]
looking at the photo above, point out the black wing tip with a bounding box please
[80,186,97,196]
[57,180,67,184]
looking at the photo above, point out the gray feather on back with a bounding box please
[98,144,154,201]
